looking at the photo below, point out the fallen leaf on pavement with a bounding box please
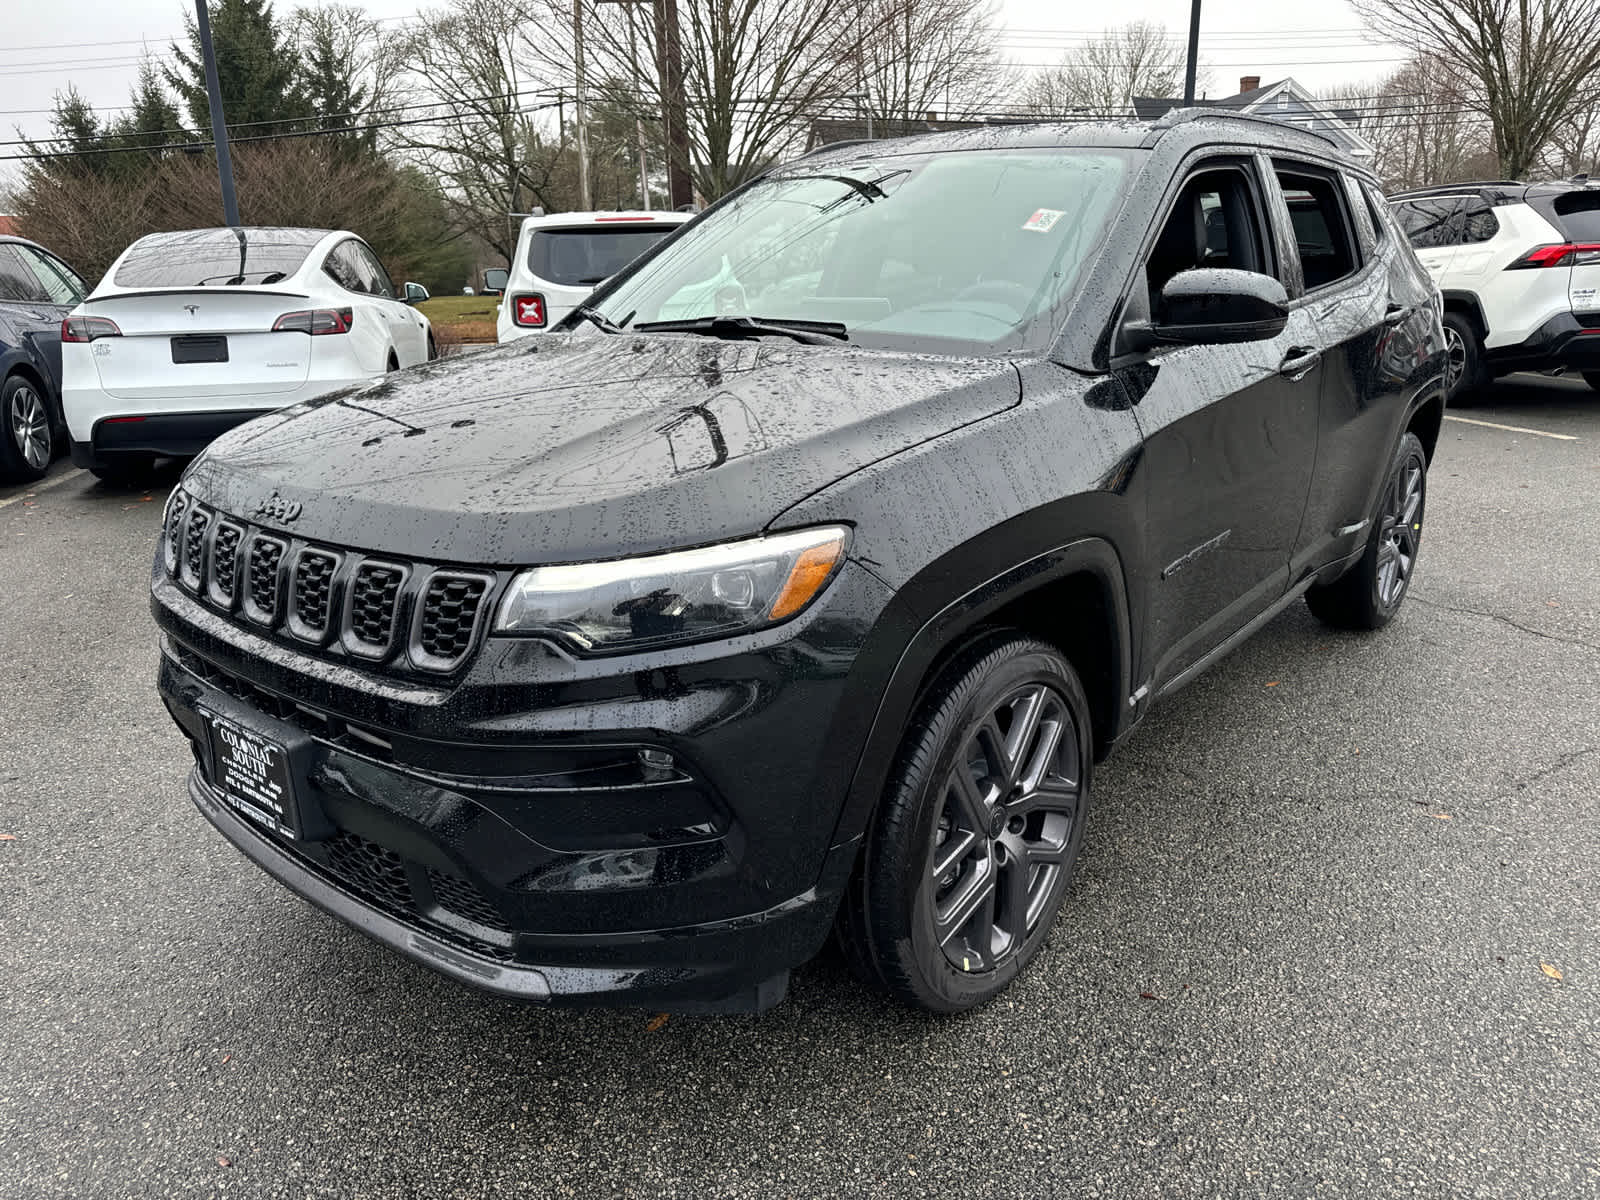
[1431,813,1452,820]
[221,1054,231,1064]
[1541,963,1563,981]
[645,1013,669,1032]
[216,1155,232,1168]
[0,833,15,841]
[1265,681,1279,687]
[1138,991,1160,1001]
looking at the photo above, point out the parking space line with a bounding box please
[0,468,86,511]
[1443,415,1578,441]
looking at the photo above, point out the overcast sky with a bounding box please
[1,0,1405,172]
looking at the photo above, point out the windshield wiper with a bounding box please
[633,315,848,345]
[572,305,631,334]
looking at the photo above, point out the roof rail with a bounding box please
[1149,107,1337,148]
[788,138,877,162]
[1387,180,1525,200]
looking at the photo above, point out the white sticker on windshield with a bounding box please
[1023,208,1065,232]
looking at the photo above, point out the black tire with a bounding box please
[89,457,157,487]
[1,374,53,484]
[1582,371,1600,393]
[837,634,1093,1013]
[1442,312,1485,405]
[427,333,439,361]
[1306,431,1427,631]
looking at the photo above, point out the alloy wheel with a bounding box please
[927,682,1082,973]
[1377,451,1424,607]
[8,384,50,471]
[1443,327,1466,394]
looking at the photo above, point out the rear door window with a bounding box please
[17,246,86,305]
[528,226,679,287]
[1274,165,1361,290]
[0,245,50,303]
[1391,198,1462,249]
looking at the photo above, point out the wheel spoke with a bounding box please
[1002,687,1046,785]
[997,837,1033,932]
[930,827,978,883]
[935,861,995,950]
[1009,774,1078,819]
[1017,712,1066,793]
[949,766,993,836]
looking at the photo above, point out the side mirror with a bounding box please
[1152,269,1289,345]
[403,281,430,305]
[482,268,509,295]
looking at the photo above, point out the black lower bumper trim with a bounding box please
[1485,313,1600,375]
[188,768,797,1012]
[84,408,274,464]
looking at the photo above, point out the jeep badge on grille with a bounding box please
[253,492,303,523]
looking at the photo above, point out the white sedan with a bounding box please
[61,227,434,483]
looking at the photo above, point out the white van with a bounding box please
[495,211,692,343]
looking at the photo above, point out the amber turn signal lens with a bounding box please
[767,536,847,620]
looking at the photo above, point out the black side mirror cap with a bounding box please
[1152,268,1289,345]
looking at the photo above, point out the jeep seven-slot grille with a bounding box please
[164,493,492,674]
[247,537,286,618]
[210,524,242,601]
[419,576,489,662]
[292,550,338,635]
[349,563,404,649]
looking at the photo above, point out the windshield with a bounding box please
[529,226,681,287]
[112,227,324,288]
[587,149,1131,355]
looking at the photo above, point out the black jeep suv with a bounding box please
[153,112,1445,1014]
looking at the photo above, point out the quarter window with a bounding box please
[1275,166,1360,290]
[1461,201,1500,243]
[351,242,396,299]
[323,242,368,294]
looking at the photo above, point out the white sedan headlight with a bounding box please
[495,525,850,655]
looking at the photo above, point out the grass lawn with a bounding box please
[417,295,501,343]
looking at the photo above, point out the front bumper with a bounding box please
[1484,312,1600,375]
[154,556,893,1011]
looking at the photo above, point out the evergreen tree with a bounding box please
[165,0,310,135]
[110,62,192,153]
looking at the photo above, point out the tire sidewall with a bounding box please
[1362,432,1428,627]
[1442,313,1481,404]
[873,640,1093,1013]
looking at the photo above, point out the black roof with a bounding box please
[788,109,1349,174]
[1388,178,1600,205]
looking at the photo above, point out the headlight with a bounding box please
[495,525,850,654]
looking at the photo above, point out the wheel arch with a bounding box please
[1440,290,1488,343]
[1406,389,1445,463]
[829,536,1133,852]
[2,358,58,432]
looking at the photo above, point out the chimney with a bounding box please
[1239,75,1261,95]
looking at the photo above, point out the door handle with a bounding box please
[1279,347,1321,380]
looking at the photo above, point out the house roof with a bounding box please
[1133,79,1368,154]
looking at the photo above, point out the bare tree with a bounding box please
[1324,58,1496,189]
[1353,0,1600,179]
[852,0,1004,122]
[1022,22,1196,117]
[563,0,861,201]
[390,0,566,259]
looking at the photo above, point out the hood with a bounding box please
[182,333,1021,565]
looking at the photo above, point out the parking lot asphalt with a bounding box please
[2,376,1597,1199]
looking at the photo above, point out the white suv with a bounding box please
[495,211,691,343]
[1389,180,1600,399]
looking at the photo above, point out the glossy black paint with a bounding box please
[0,235,85,462]
[154,114,1447,1011]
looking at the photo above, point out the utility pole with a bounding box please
[195,0,239,226]
[1183,0,1202,106]
[574,0,592,210]
[652,0,692,209]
